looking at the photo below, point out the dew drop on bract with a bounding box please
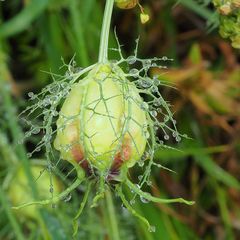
[35,147,41,152]
[28,92,35,99]
[149,225,156,233]
[126,56,136,64]
[150,111,157,117]
[143,59,151,68]
[151,86,158,93]
[164,135,169,140]
[164,116,169,122]
[138,175,143,180]
[32,127,40,134]
[176,136,182,142]
[140,196,149,204]
[129,68,139,76]
[64,194,72,202]
[140,102,149,111]
[49,186,54,193]
[130,199,135,205]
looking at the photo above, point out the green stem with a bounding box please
[105,188,121,240]
[126,179,195,205]
[72,181,92,237]
[98,0,114,63]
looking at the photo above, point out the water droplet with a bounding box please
[26,153,32,158]
[143,59,151,68]
[151,86,158,93]
[176,136,182,142]
[35,147,41,152]
[152,63,157,67]
[32,127,40,134]
[129,68,138,76]
[49,186,54,193]
[153,78,160,86]
[164,135,169,140]
[138,175,143,180]
[138,161,144,167]
[28,92,35,99]
[149,225,156,232]
[140,79,152,88]
[140,196,149,204]
[145,131,150,139]
[164,116,169,122]
[61,82,68,88]
[153,99,161,107]
[63,194,72,202]
[159,140,164,145]
[126,56,136,64]
[25,131,31,138]
[52,110,58,116]
[130,199,135,205]
[147,180,152,186]
[140,102,149,111]
[43,135,51,142]
[162,56,168,61]
[150,111,157,117]
[49,85,60,94]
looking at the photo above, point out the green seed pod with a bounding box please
[115,0,138,9]
[8,165,62,220]
[54,63,147,179]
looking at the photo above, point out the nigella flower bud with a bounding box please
[54,63,147,179]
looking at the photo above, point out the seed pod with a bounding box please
[54,63,147,179]
[115,0,138,9]
[8,165,62,219]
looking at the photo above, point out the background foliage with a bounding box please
[0,0,240,239]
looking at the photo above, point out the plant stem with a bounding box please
[98,0,114,63]
[105,188,121,240]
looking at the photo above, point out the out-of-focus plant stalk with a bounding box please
[98,0,114,63]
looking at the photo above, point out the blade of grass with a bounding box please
[0,186,25,240]
[213,180,235,240]
[69,0,89,66]
[0,0,50,38]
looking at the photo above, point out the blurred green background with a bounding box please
[0,0,240,239]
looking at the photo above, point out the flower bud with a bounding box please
[54,63,147,179]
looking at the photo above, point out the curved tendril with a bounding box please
[116,184,151,231]
[91,175,105,208]
[125,178,195,205]
[12,161,85,210]
[72,181,92,237]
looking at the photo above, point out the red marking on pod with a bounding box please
[110,141,131,176]
[71,145,91,174]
